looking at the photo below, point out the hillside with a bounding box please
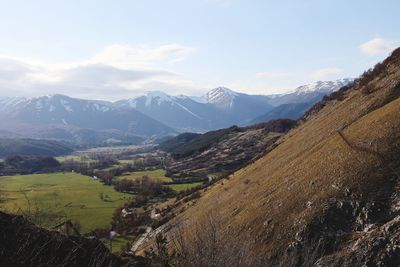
[160,126,242,159]
[142,49,400,266]
[250,102,313,124]
[158,132,201,153]
[0,212,133,267]
[159,119,296,178]
[0,138,74,158]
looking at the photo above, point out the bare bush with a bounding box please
[151,213,267,267]
[16,190,67,229]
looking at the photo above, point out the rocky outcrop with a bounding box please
[0,212,131,267]
[315,215,400,266]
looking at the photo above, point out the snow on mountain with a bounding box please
[0,96,26,112]
[0,78,354,135]
[205,87,238,109]
[116,80,349,132]
[0,94,175,140]
[292,78,353,95]
[8,94,114,116]
[142,91,174,107]
[120,91,178,109]
[268,78,353,107]
[180,95,207,104]
[116,91,212,131]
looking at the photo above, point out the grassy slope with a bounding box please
[116,169,172,182]
[158,50,400,257]
[0,173,131,233]
[167,182,203,192]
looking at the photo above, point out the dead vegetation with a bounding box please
[141,48,400,266]
[0,212,131,267]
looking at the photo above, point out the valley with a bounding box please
[0,172,130,233]
[0,71,386,263]
[1,2,398,266]
[0,143,212,253]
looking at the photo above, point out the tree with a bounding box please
[145,233,174,267]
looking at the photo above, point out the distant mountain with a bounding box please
[250,79,353,124]
[0,79,352,143]
[116,91,225,132]
[116,80,351,132]
[270,79,353,106]
[116,87,273,131]
[250,102,313,124]
[0,94,175,145]
[203,87,274,125]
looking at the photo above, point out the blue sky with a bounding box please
[0,0,398,100]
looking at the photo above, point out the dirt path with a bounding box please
[131,226,152,252]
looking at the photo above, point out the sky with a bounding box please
[0,0,399,100]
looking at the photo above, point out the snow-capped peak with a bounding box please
[143,91,174,107]
[292,78,353,95]
[205,87,238,109]
[123,91,176,108]
[206,87,237,100]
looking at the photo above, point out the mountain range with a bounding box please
[117,79,352,132]
[0,78,351,146]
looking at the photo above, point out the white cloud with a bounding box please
[255,71,290,79]
[0,44,199,100]
[92,44,196,68]
[311,68,343,80]
[0,58,40,81]
[359,38,395,56]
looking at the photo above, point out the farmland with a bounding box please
[116,169,172,182]
[0,172,131,233]
[167,182,203,192]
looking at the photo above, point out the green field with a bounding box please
[101,235,134,253]
[56,155,96,163]
[0,173,131,233]
[117,169,172,182]
[167,182,203,192]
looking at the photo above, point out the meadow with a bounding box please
[167,182,203,192]
[0,172,131,233]
[116,169,172,182]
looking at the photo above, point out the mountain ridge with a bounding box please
[115,79,351,131]
[0,78,352,145]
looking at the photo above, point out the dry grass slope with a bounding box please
[151,48,400,266]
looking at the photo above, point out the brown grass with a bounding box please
[141,49,400,263]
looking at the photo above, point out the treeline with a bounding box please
[0,155,61,175]
[159,126,241,159]
[60,154,164,182]
[159,119,297,160]
[0,138,74,158]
